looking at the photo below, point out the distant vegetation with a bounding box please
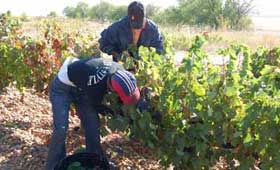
[63,1,127,22]
[1,12,280,169]
[63,0,254,30]
[47,11,58,17]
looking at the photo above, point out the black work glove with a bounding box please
[137,99,162,122]
[137,87,152,112]
[137,87,162,122]
[152,111,162,122]
[137,97,150,113]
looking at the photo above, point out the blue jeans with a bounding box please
[45,76,104,170]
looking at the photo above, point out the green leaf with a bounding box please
[225,85,236,97]
[176,149,184,156]
[233,131,242,138]
[107,116,129,131]
[260,65,276,75]
[208,72,220,86]
[67,162,82,170]
[243,133,253,145]
[130,111,138,120]
[239,159,252,170]
[192,82,206,96]
[148,140,155,148]
[196,103,203,111]
[74,145,86,154]
[207,105,213,117]
[138,117,146,130]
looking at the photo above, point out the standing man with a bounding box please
[98,1,164,62]
[45,57,140,170]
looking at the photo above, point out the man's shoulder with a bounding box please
[85,58,123,70]
[70,57,102,68]
[145,18,159,31]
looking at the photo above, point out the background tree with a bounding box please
[174,0,254,29]
[63,6,77,18]
[63,0,254,30]
[223,0,254,29]
[75,2,90,18]
[47,11,58,17]
[108,5,127,21]
[206,0,223,29]
[89,1,112,21]
[146,4,160,18]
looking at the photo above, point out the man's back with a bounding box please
[68,58,123,104]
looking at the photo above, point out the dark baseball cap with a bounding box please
[128,1,145,29]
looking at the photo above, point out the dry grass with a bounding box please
[21,17,280,52]
[210,31,280,50]
[163,25,280,51]
[21,16,109,39]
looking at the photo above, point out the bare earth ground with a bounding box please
[0,86,230,170]
[0,86,163,170]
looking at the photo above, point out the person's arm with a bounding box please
[98,24,122,61]
[149,25,164,54]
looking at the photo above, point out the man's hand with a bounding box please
[137,87,153,112]
[137,97,150,112]
[137,98,162,121]
[137,87,162,122]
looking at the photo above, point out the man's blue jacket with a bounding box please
[98,16,164,57]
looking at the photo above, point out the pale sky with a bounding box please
[253,0,280,16]
[0,0,280,30]
[1,0,279,17]
[0,0,177,16]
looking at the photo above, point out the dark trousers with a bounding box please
[45,76,104,170]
